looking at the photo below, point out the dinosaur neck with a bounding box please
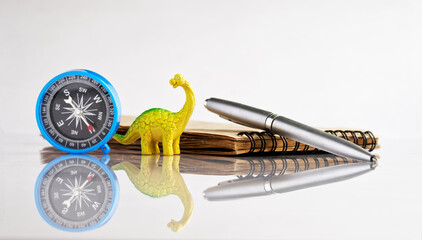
[176,82,195,127]
[171,177,194,231]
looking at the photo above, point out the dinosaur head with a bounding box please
[170,74,186,88]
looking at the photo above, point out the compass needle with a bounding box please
[64,96,78,111]
[80,115,95,133]
[62,193,76,208]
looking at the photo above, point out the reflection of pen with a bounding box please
[203,162,376,201]
[204,98,376,162]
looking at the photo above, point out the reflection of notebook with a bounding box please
[40,148,362,177]
[108,116,379,155]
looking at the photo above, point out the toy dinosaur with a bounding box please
[112,155,193,232]
[113,74,195,155]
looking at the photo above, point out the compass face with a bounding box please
[36,70,120,153]
[49,81,109,141]
[35,155,118,231]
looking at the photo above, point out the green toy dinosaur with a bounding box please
[113,74,195,155]
[112,155,193,232]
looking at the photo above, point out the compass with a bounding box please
[36,70,121,154]
[34,154,119,232]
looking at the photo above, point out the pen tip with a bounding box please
[202,190,209,199]
[204,98,210,108]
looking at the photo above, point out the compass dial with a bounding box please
[35,155,119,231]
[36,70,120,153]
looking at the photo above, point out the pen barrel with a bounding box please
[204,98,272,130]
[270,162,373,194]
[203,178,268,201]
[270,115,375,162]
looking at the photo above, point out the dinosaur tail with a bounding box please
[113,125,141,145]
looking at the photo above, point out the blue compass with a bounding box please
[36,70,121,154]
[34,154,119,232]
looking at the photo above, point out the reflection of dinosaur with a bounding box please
[112,155,193,232]
[113,74,195,155]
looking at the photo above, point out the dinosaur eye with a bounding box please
[176,76,180,80]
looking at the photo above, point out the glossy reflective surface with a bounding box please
[0,134,420,239]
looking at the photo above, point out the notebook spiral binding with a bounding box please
[237,155,356,180]
[238,129,377,155]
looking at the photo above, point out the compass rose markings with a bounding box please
[61,173,97,211]
[61,93,98,133]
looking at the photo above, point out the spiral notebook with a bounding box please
[107,116,379,155]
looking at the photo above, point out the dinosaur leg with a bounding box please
[152,154,160,166]
[162,134,174,155]
[172,155,180,172]
[141,132,153,154]
[151,141,160,154]
[141,154,160,170]
[173,137,181,155]
[161,155,173,173]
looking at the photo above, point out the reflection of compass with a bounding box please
[35,154,119,231]
[36,70,121,154]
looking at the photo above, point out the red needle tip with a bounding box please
[88,125,94,132]
[87,176,93,181]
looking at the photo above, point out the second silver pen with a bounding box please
[204,98,376,162]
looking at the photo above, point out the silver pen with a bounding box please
[204,98,377,162]
[203,162,376,201]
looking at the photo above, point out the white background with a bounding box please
[1,1,422,239]
[1,0,421,142]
